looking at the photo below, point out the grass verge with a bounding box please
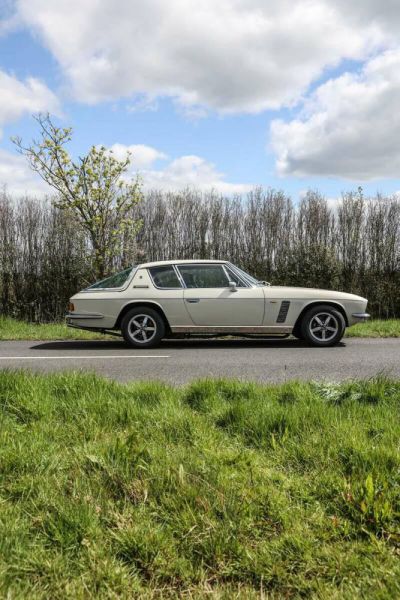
[346,319,400,338]
[1,316,400,341]
[1,371,400,598]
[0,317,109,340]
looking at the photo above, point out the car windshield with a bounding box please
[86,267,135,290]
[229,264,261,286]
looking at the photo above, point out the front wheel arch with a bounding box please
[293,301,348,334]
[299,304,346,347]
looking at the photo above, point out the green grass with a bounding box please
[1,316,400,341]
[1,372,400,598]
[346,319,400,338]
[0,317,109,340]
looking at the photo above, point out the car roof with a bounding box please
[138,259,229,268]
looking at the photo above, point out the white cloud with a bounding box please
[108,143,167,169]
[0,149,50,196]
[126,95,159,113]
[14,0,380,113]
[1,141,250,196]
[271,48,400,180]
[0,14,20,36]
[106,143,250,193]
[0,1,20,36]
[0,70,60,134]
[140,155,252,194]
[329,0,400,35]
[6,0,400,183]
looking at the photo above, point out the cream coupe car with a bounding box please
[66,260,370,348]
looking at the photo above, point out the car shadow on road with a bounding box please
[31,338,346,351]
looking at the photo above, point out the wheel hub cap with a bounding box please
[128,314,157,343]
[309,312,339,342]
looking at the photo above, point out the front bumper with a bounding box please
[351,313,370,322]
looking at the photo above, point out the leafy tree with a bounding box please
[12,114,142,279]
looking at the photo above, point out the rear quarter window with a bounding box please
[86,267,134,290]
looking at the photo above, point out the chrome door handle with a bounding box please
[186,298,200,303]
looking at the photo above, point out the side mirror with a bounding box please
[228,281,238,292]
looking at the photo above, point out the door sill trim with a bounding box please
[170,326,292,334]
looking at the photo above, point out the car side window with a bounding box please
[149,266,182,289]
[177,265,230,288]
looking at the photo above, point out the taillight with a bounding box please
[68,302,75,312]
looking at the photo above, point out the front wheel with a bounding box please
[300,305,346,347]
[121,307,165,348]
[291,324,304,341]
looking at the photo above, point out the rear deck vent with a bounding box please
[277,301,290,323]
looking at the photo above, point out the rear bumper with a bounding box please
[351,313,370,322]
[66,311,119,330]
[66,312,104,321]
[66,312,105,330]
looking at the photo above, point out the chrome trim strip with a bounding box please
[173,264,187,288]
[66,313,104,320]
[352,313,371,319]
[171,325,292,334]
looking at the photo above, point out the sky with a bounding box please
[1,0,400,200]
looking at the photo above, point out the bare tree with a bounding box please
[0,187,399,321]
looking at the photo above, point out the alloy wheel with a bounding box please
[128,314,157,343]
[308,312,339,342]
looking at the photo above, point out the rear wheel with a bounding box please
[121,307,165,348]
[300,305,345,347]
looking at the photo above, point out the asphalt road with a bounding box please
[0,338,399,384]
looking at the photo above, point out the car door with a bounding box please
[177,264,265,326]
[145,265,187,326]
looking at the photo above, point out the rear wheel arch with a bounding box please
[115,301,171,333]
[293,300,348,335]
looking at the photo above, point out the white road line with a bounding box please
[0,355,170,360]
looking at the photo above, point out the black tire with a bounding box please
[121,306,165,348]
[291,324,304,340]
[300,304,345,347]
[291,332,304,341]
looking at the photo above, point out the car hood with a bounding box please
[265,286,367,302]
